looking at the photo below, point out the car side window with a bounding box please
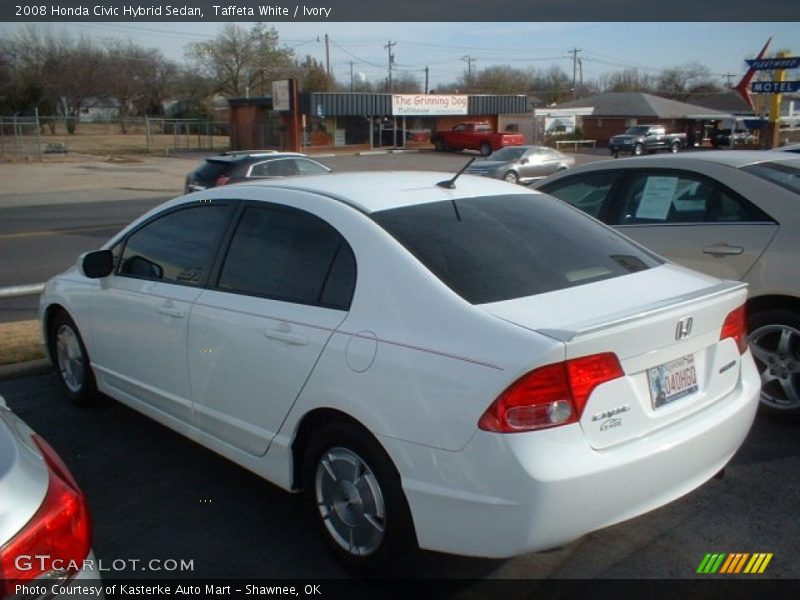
[118,205,230,286]
[295,159,329,175]
[250,159,298,177]
[618,171,771,225]
[539,172,619,219]
[217,205,356,310]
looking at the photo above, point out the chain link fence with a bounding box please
[0,116,229,158]
[0,116,43,161]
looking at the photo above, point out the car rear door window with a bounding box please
[118,204,230,286]
[539,171,619,219]
[617,171,772,224]
[217,205,356,310]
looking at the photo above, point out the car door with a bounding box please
[608,170,778,280]
[187,203,356,456]
[88,202,234,420]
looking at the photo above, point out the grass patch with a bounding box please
[0,320,45,366]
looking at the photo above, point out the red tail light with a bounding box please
[479,353,624,433]
[0,435,91,590]
[215,175,231,186]
[720,305,747,354]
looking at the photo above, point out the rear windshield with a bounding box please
[372,194,662,304]
[195,160,234,180]
[741,161,800,195]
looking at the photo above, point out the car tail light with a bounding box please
[0,434,91,592]
[479,353,624,433]
[720,304,747,354]
[215,175,231,186]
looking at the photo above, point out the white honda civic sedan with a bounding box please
[39,171,760,572]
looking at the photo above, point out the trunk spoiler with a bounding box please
[536,281,747,343]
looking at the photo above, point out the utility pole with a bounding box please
[425,66,429,94]
[461,55,475,88]
[349,61,354,92]
[324,34,330,77]
[722,72,737,87]
[385,40,396,93]
[569,47,582,99]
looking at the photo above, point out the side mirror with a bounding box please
[81,250,114,279]
[520,158,529,165]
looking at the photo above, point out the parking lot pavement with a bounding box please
[1,373,798,584]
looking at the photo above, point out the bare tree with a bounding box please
[600,68,656,93]
[657,62,713,100]
[186,24,294,97]
[295,55,335,93]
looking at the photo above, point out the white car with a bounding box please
[39,171,760,571]
[0,395,99,594]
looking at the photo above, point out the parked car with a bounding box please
[40,171,758,572]
[465,145,574,184]
[431,122,525,156]
[535,151,800,417]
[608,125,686,157]
[184,152,331,193]
[777,142,800,154]
[711,128,758,148]
[0,395,98,594]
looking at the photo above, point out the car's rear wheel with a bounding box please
[434,138,447,152]
[633,143,644,156]
[49,312,99,406]
[503,171,519,184]
[747,308,800,418]
[479,142,492,157]
[670,141,680,153]
[304,422,416,573]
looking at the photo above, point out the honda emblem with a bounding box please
[675,317,694,340]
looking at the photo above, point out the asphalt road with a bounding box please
[0,373,798,589]
[0,151,606,322]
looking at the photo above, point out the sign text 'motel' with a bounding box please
[750,81,800,94]
[745,57,800,70]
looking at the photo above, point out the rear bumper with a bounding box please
[387,354,760,558]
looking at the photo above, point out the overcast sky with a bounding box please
[0,21,797,90]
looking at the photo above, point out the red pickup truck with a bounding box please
[431,122,525,156]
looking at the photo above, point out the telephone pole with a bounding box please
[324,34,330,77]
[425,66,429,94]
[569,47,582,99]
[385,40,396,92]
[461,55,476,89]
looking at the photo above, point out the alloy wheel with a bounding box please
[748,323,800,411]
[315,447,386,556]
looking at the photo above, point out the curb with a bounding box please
[0,359,52,381]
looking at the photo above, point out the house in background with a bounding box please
[78,97,120,122]
[553,92,734,145]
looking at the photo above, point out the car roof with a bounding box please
[204,170,535,214]
[549,150,800,172]
[207,152,309,164]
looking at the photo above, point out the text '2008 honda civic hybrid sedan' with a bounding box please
[39,171,760,572]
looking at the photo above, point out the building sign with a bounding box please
[392,94,468,116]
[745,57,800,70]
[750,81,800,93]
[272,80,291,111]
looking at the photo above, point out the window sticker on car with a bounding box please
[636,176,679,220]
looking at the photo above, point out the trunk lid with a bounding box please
[481,265,748,449]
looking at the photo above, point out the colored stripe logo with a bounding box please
[697,553,773,574]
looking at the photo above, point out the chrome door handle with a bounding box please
[702,244,744,256]
[157,302,185,318]
[265,328,308,346]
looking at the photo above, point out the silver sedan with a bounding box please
[465,145,574,184]
[535,151,800,417]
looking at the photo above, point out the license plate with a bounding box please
[648,355,699,409]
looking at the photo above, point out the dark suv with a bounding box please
[184,151,332,193]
